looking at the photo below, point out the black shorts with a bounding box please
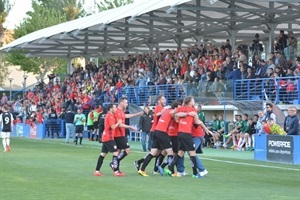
[75,125,84,133]
[101,140,118,153]
[170,136,178,153]
[178,132,195,152]
[114,136,130,150]
[93,122,99,129]
[87,125,94,131]
[152,130,172,150]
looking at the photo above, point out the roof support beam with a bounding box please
[176,5,300,14]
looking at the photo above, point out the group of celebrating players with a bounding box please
[94,95,211,178]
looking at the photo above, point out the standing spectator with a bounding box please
[1,93,8,105]
[238,50,247,68]
[47,108,58,138]
[86,109,94,141]
[264,103,276,123]
[284,107,299,135]
[64,108,75,143]
[197,105,205,124]
[256,110,265,135]
[97,107,106,143]
[90,107,100,141]
[139,106,153,152]
[73,109,86,146]
[0,105,14,152]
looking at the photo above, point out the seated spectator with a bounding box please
[223,114,243,149]
[244,117,257,151]
[266,118,286,135]
[212,115,226,148]
[206,114,220,148]
[236,114,250,151]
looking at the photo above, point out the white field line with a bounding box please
[23,139,300,172]
[199,157,300,172]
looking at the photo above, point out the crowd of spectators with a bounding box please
[1,31,299,125]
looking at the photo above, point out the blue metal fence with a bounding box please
[109,82,235,106]
[107,84,188,106]
[234,76,300,104]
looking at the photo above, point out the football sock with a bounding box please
[137,155,146,165]
[141,154,154,171]
[237,138,242,147]
[79,137,83,144]
[88,131,90,139]
[154,154,165,172]
[167,155,174,166]
[74,136,78,144]
[247,137,252,148]
[91,133,94,140]
[169,154,181,174]
[2,139,6,151]
[6,138,10,146]
[240,138,246,148]
[161,160,168,169]
[112,155,119,171]
[190,156,198,176]
[233,138,236,146]
[117,150,128,161]
[95,155,105,171]
[252,135,255,147]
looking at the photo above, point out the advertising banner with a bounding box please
[267,135,293,164]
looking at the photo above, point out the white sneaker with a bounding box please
[152,171,159,175]
[222,143,227,148]
[177,171,188,176]
[199,169,208,177]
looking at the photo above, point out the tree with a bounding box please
[0,0,14,86]
[0,54,9,86]
[0,0,13,46]
[63,0,84,21]
[96,0,133,12]
[37,0,84,21]
[5,0,67,79]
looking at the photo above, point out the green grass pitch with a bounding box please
[1,138,299,200]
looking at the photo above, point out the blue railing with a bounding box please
[103,84,188,106]
[100,82,234,106]
[234,76,300,104]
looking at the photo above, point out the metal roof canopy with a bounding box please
[0,0,299,58]
[220,100,286,127]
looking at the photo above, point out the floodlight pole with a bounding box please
[8,77,14,101]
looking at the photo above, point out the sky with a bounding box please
[5,0,32,29]
[4,0,145,29]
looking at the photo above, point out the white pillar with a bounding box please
[268,23,276,55]
[148,44,154,55]
[230,30,237,51]
[67,57,72,74]
[264,41,269,60]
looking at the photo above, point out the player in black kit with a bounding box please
[1,105,14,152]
